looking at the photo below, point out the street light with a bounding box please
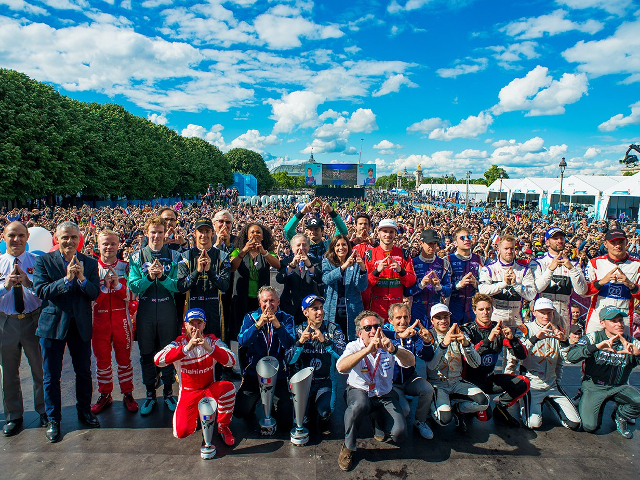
[465,171,472,210]
[559,157,567,213]
[498,172,504,209]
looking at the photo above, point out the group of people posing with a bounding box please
[1,196,639,470]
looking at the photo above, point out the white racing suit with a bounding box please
[479,259,537,327]
[584,254,640,335]
[530,253,588,332]
[510,320,580,430]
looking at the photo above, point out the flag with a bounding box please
[89,217,96,229]
[345,213,354,224]
[123,207,130,215]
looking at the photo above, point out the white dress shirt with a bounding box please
[0,251,42,315]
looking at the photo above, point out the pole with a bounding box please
[465,171,471,210]
[559,157,567,214]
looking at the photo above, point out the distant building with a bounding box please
[271,152,318,176]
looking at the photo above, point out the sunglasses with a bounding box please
[362,324,382,332]
[459,235,473,241]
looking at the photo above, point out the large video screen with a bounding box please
[322,164,358,186]
[357,164,377,187]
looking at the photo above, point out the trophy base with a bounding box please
[290,427,309,446]
[260,417,277,436]
[200,444,216,460]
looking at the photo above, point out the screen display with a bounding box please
[303,163,322,186]
[322,164,358,186]
[357,164,377,186]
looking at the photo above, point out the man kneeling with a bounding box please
[154,308,236,459]
[336,310,415,472]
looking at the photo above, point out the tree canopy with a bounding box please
[0,69,270,201]
[483,165,509,187]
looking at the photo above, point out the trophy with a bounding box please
[198,397,218,460]
[256,356,279,435]
[289,367,314,446]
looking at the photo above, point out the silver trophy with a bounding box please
[256,356,280,435]
[289,367,314,446]
[198,397,218,460]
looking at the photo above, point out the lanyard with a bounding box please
[363,352,382,391]
[262,323,274,355]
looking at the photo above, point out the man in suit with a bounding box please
[0,221,47,436]
[34,221,101,442]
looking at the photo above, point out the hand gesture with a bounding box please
[502,325,514,340]
[165,226,177,243]
[186,330,205,351]
[619,336,640,356]
[256,308,270,328]
[366,328,382,353]
[270,312,281,329]
[322,201,334,214]
[341,253,356,271]
[420,272,433,288]
[560,256,574,270]
[376,258,387,273]
[460,272,477,288]
[596,334,620,353]
[354,250,366,269]
[299,324,313,344]
[549,254,562,271]
[430,271,441,289]
[197,248,211,273]
[550,324,567,342]
[311,328,325,343]
[379,330,394,352]
[452,324,469,346]
[535,322,554,340]
[396,319,420,339]
[387,258,401,273]
[443,324,457,346]
[216,225,231,247]
[300,198,317,214]
[599,267,619,285]
[488,320,502,342]
[66,256,77,282]
[504,267,516,285]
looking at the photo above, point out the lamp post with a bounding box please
[465,171,471,210]
[498,172,504,209]
[444,175,449,200]
[558,157,567,213]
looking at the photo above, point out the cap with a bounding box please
[605,229,627,242]
[533,298,556,311]
[545,227,565,241]
[305,217,324,229]
[301,294,325,310]
[378,219,398,230]
[430,303,451,317]
[185,308,207,324]
[195,217,213,230]
[420,229,440,244]
[599,306,628,321]
[524,249,533,255]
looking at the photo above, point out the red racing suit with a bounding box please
[154,334,236,439]
[361,245,416,320]
[584,254,640,334]
[92,259,134,395]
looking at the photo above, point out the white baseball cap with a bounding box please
[430,303,451,317]
[378,219,398,230]
[533,297,556,311]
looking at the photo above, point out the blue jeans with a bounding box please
[40,319,92,421]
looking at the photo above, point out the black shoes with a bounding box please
[3,418,23,437]
[40,413,49,427]
[493,404,521,428]
[77,410,101,428]
[45,420,61,443]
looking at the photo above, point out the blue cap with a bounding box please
[544,227,565,241]
[599,306,627,321]
[185,308,207,324]
[301,294,325,310]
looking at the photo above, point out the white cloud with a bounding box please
[489,41,539,69]
[181,123,226,150]
[562,16,640,83]
[493,65,588,116]
[406,117,446,134]
[555,0,632,15]
[598,101,640,131]
[387,0,433,14]
[38,0,87,10]
[227,129,279,153]
[148,113,168,125]
[436,58,488,78]
[490,136,567,168]
[373,139,402,155]
[302,108,378,154]
[456,149,488,159]
[0,0,48,15]
[503,9,603,39]
[268,90,325,134]
[141,0,172,8]
[253,6,343,49]
[372,74,417,96]
[429,111,494,141]
[584,147,601,158]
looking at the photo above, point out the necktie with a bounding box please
[13,258,25,314]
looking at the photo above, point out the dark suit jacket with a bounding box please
[34,251,100,342]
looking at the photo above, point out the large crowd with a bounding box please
[1,194,639,469]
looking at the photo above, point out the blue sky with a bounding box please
[0,0,638,181]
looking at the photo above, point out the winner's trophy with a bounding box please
[289,367,314,446]
[198,397,218,460]
[256,356,279,435]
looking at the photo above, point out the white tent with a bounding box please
[487,178,521,205]
[599,173,640,219]
[510,177,558,208]
[418,183,488,203]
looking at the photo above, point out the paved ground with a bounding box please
[1,342,639,480]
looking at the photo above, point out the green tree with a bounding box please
[483,165,508,187]
[225,148,274,193]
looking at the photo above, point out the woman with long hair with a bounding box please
[322,234,368,341]
[229,222,280,340]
